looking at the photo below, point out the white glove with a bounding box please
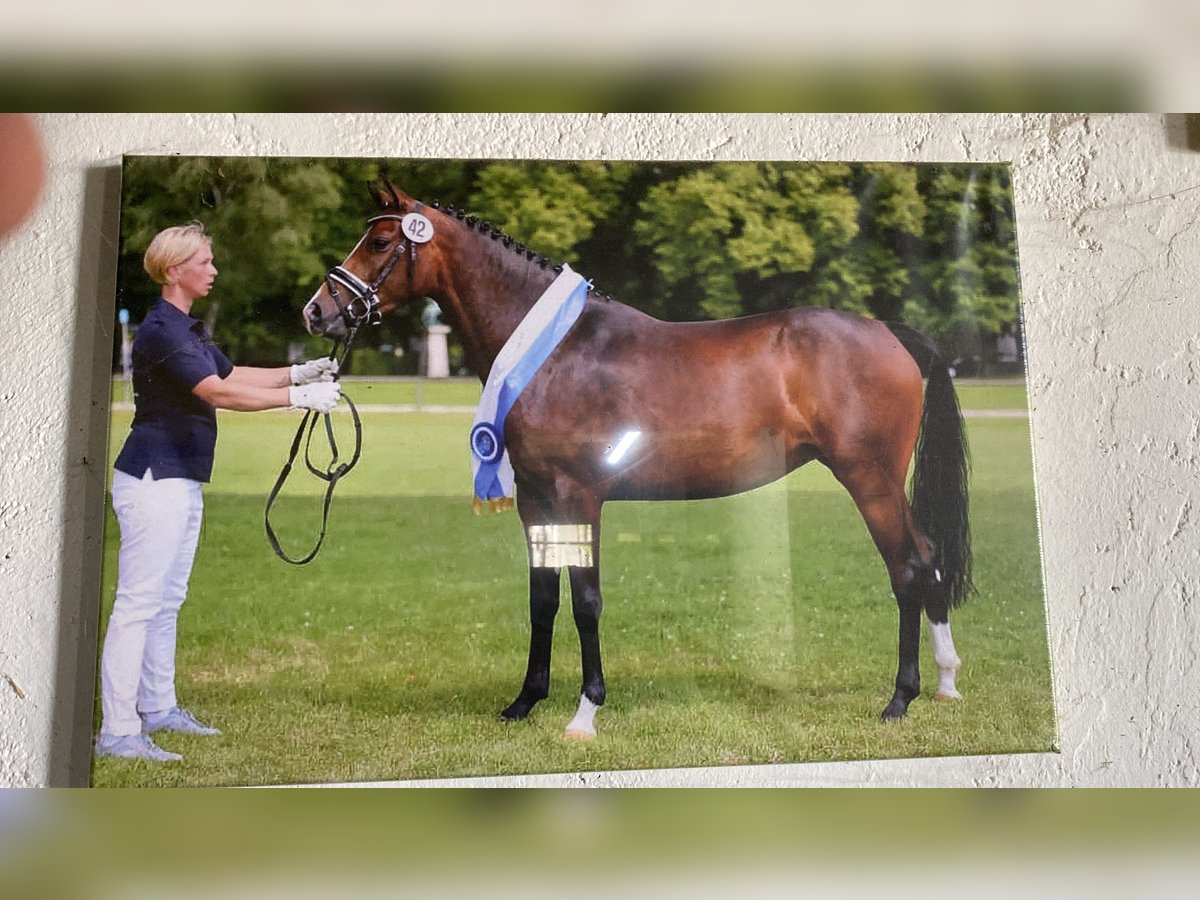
[289,382,341,414]
[290,357,339,385]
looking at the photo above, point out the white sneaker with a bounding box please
[95,732,183,762]
[141,706,221,736]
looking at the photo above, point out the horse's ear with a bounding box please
[366,178,412,213]
[386,179,405,211]
[367,180,391,209]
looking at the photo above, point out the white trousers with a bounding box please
[100,469,204,737]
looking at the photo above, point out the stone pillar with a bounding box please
[422,324,451,378]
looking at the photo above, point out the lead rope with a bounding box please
[264,329,363,565]
[266,209,417,563]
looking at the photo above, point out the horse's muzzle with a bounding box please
[303,299,343,338]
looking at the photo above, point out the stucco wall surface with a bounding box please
[0,113,1195,787]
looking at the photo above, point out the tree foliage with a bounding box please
[116,157,1022,372]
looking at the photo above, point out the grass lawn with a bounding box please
[91,401,1053,786]
[953,381,1028,410]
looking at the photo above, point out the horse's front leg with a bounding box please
[564,563,605,739]
[499,565,560,721]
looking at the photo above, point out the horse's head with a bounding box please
[303,180,433,338]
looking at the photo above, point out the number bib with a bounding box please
[402,212,434,243]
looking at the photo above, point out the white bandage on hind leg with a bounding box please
[927,619,962,700]
[528,524,594,568]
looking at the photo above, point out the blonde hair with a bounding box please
[143,221,212,286]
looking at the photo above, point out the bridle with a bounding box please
[264,210,419,565]
[324,213,418,331]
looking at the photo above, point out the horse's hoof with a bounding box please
[934,689,963,702]
[499,702,531,722]
[563,727,596,741]
[879,701,910,722]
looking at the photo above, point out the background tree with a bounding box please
[902,164,1022,371]
[466,161,634,261]
[633,163,854,319]
[120,157,357,363]
[116,157,1023,376]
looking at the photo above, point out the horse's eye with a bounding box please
[371,238,390,252]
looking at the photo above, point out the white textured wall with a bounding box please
[0,113,1195,787]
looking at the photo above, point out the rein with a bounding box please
[264,329,363,565]
[264,209,420,564]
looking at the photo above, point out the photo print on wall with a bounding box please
[92,155,1054,785]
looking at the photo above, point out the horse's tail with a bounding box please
[886,322,974,609]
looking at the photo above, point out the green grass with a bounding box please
[954,381,1028,410]
[92,405,1053,786]
[337,378,481,407]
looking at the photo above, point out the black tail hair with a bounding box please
[886,323,974,609]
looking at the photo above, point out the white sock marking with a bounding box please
[564,693,599,738]
[927,619,963,700]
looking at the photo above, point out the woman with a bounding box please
[96,221,340,762]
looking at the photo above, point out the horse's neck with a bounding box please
[438,236,557,379]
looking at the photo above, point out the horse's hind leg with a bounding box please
[925,602,962,701]
[500,566,561,722]
[881,595,923,720]
[831,459,935,721]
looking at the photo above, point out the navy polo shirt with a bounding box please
[114,299,234,483]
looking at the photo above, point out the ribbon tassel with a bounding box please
[471,496,514,515]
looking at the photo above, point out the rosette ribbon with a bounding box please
[470,265,589,513]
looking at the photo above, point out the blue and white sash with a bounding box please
[470,265,589,512]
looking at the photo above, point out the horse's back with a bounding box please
[572,302,914,377]
[626,305,924,439]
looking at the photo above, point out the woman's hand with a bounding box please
[290,357,339,385]
[289,382,342,413]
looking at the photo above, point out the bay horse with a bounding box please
[302,180,972,738]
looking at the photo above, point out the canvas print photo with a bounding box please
[91,155,1054,786]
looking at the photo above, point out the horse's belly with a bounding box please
[604,429,815,502]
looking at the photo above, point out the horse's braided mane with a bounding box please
[426,199,616,302]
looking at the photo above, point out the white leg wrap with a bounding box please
[564,693,599,739]
[528,524,594,568]
[927,619,963,701]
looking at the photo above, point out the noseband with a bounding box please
[324,213,417,329]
